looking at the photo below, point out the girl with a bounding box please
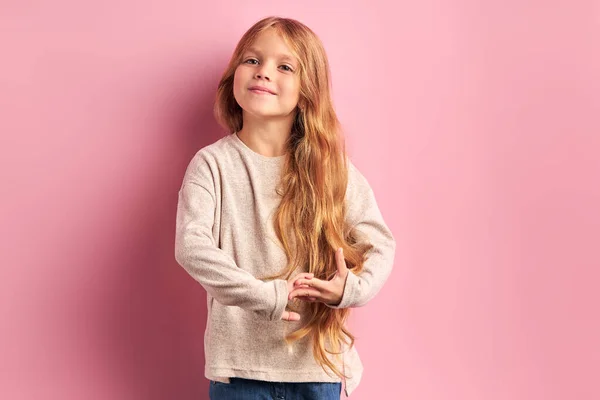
[175,16,396,399]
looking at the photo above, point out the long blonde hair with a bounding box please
[214,16,373,381]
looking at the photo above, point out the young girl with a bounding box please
[175,16,396,399]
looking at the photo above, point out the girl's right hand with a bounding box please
[281,273,314,321]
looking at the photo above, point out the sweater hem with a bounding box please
[206,365,361,397]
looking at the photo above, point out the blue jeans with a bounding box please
[209,377,342,400]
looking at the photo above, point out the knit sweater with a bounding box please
[174,132,396,397]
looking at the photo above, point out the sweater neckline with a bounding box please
[231,132,287,164]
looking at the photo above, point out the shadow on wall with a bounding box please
[103,61,227,400]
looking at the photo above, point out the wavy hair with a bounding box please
[213,16,373,381]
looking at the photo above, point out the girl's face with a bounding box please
[233,29,301,122]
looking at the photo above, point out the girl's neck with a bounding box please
[237,117,293,158]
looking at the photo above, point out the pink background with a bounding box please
[1,2,599,399]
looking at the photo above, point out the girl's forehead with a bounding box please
[246,31,297,60]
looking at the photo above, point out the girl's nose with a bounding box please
[255,64,272,80]
[255,72,271,81]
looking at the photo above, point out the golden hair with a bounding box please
[214,16,373,381]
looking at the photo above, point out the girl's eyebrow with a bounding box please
[246,47,296,63]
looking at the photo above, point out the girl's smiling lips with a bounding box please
[248,85,276,95]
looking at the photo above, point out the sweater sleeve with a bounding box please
[326,162,396,309]
[174,152,289,321]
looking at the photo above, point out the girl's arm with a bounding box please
[174,153,289,321]
[326,163,397,309]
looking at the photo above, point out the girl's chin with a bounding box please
[245,113,283,120]
[240,104,296,119]
[242,108,282,117]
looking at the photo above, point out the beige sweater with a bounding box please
[174,132,396,397]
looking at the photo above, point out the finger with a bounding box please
[297,297,318,302]
[335,247,346,272]
[282,311,300,321]
[289,287,321,300]
[336,247,348,275]
[291,273,314,284]
[294,278,324,289]
[288,288,321,300]
[293,283,311,289]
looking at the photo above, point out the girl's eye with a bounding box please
[243,58,294,72]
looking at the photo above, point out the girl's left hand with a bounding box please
[288,248,349,306]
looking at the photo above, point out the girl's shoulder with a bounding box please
[191,134,235,162]
[186,133,241,170]
[346,157,372,195]
[181,134,237,184]
[344,156,383,228]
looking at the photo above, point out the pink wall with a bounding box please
[2,2,599,399]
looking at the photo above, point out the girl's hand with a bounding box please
[288,248,349,306]
[281,272,314,321]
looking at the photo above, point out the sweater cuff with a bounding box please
[326,271,359,309]
[269,279,289,321]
